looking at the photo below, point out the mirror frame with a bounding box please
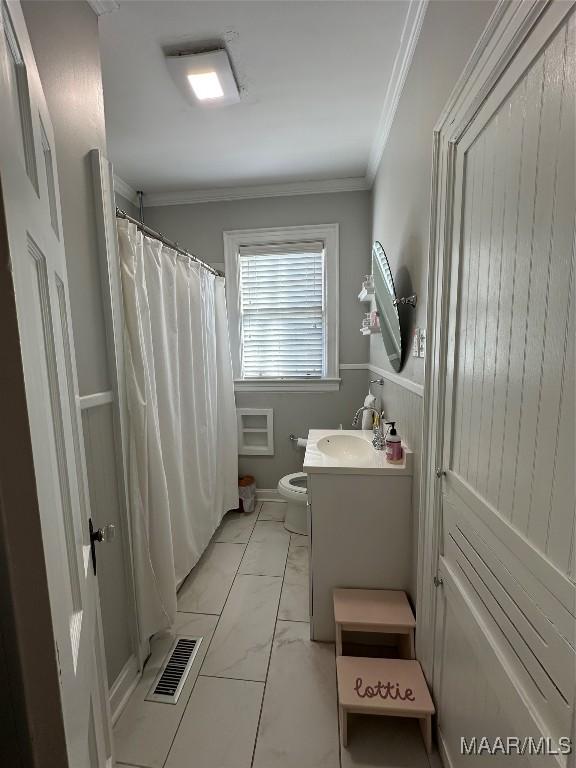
[372,240,403,372]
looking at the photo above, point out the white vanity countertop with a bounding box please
[303,429,413,476]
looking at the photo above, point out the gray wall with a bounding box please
[236,369,369,487]
[145,191,372,489]
[22,0,109,396]
[369,0,496,600]
[22,0,133,686]
[116,191,140,220]
[370,0,497,385]
[82,405,133,682]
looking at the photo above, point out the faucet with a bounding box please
[351,406,387,450]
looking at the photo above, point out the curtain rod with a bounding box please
[116,207,223,277]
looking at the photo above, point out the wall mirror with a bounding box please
[372,241,416,372]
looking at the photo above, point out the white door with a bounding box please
[0,2,112,766]
[430,2,575,765]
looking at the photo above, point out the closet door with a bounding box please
[0,2,111,765]
[430,2,575,764]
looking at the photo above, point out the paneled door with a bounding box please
[0,2,111,765]
[429,2,575,765]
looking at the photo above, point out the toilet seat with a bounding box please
[278,472,307,499]
[278,472,308,535]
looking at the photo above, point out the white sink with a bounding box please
[316,433,374,463]
[305,430,412,475]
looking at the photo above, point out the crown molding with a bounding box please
[113,174,138,206]
[366,0,428,184]
[87,0,119,16]
[144,177,370,207]
[116,1,427,206]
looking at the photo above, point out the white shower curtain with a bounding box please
[117,219,238,642]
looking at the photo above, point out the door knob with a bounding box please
[89,519,115,575]
[91,523,116,544]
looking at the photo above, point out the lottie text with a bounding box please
[354,677,415,702]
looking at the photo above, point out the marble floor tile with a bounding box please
[289,532,308,550]
[278,544,309,621]
[252,620,339,768]
[117,764,146,768]
[201,574,282,681]
[340,716,431,768]
[164,676,264,768]
[258,501,287,522]
[238,521,290,577]
[172,610,214,635]
[114,613,219,768]
[214,508,258,543]
[177,542,245,614]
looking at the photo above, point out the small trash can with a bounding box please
[238,475,256,514]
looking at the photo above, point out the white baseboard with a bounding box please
[436,728,451,768]
[256,488,285,503]
[138,636,151,669]
[109,654,140,725]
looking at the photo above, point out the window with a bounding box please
[239,242,324,378]
[224,225,339,391]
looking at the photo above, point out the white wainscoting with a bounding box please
[79,391,114,410]
[421,2,576,765]
[340,362,425,398]
[80,392,141,722]
[371,375,424,604]
[434,590,517,768]
[367,363,424,398]
[448,18,575,571]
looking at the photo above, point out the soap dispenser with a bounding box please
[385,421,403,463]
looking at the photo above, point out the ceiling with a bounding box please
[98,1,410,195]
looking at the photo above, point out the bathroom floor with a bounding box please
[114,502,433,768]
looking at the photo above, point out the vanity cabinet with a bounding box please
[304,430,413,642]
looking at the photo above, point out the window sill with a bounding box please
[234,377,341,393]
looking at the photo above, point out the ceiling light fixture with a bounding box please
[166,48,240,107]
[187,71,224,101]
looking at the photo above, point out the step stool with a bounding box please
[333,588,416,659]
[336,656,435,753]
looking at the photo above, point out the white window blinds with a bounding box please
[238,241,326,378]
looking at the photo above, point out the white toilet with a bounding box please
[278,472,308,535]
